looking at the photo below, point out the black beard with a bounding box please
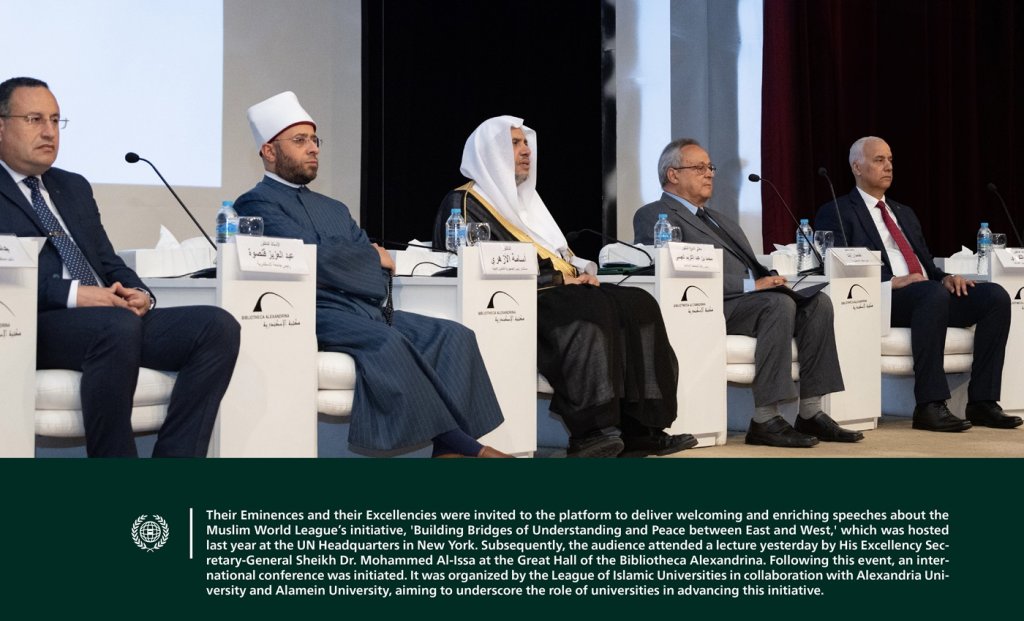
[274,145,318,185]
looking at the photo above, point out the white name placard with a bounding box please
[831,247,883,266]
[477,242,538,277]
[995,247,1024,268]
[236,237,309,274]
[0,235,36,268]
[667,242,717,272]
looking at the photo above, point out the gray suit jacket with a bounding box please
[634,192,771,296]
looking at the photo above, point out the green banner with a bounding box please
[3,458,1018,617]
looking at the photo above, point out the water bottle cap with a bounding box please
[222,200,234,207]
[981,222,989,227]
[800,218,809,224]
[658,213,667,219]
[451,208,460,214]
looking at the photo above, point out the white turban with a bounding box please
[460,115,574,264]
[246,91,316,149]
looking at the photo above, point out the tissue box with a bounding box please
[118,247,216,277]
[938,256,978,275]
[768,252,798,276]
[599,243,651,268]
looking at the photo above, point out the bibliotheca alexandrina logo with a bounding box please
[132,514,170,552]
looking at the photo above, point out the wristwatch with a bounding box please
[134,287,157,310]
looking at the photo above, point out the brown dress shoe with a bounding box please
[477,445,514,458]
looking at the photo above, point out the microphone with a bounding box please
[565,228,654,272]
[987,183,1024,248]
[818,167,848,246]
[369,238,457,277]
[370,237,453,254]
[125,152,216,250]
[748,173,822,275]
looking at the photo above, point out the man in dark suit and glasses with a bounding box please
[634,138,858,448]
[815,136,1019,432]
[0,77,240,456]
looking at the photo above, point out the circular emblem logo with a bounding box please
[132,514,169,552]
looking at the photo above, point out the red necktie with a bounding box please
[875,201,922,275]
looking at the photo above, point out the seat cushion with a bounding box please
[318,390,355,417]
[36,368,177,411]
[726,362,800,384]
[36,404,168,437]
[881,327,974,356]
[880,353,973,375]
[34,368,175,437]
[726,336,798,364]
[317,352,357,390]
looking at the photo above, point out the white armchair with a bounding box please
[880,327,974,417]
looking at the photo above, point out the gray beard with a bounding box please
[515,173,528,185]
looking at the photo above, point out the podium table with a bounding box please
[211,242,319,457]
[393,244,538,457]
[0,238,39,457]
[991,248,1024,416]
[821,248,883,430]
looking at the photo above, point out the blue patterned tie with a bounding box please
[23,176,98,286]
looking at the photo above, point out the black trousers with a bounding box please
[890,280,1010,404]
[37,306,240,457]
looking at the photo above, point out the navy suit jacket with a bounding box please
[0,165,147,311]
[814,188,947,283]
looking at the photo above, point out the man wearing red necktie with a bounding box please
[815,136,1019,432]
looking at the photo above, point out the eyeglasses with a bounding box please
[272,135,323,148]
[1,114,68,129]
[671,163,717,174]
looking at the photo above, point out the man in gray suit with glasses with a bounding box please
[634,138,857,448]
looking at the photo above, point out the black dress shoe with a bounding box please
[745,416,818,448]
[965,401,1023,429]
[619,431,698,458]
[912,402,972,432]
[794,411,864,442]
[567,434,624,458]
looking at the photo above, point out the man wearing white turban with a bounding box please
[435,116,695,458]
[235,92,507,457]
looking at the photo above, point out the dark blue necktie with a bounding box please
[23,176,98,286]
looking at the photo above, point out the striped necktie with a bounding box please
[23,176,98,285]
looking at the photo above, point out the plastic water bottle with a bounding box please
[215,200,238,244]
[977,221,992,275]
[796,218,814,272]
[653,213,672,248]
[445,208,466,253]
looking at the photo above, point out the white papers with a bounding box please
[236,237,309,274]
[831,247,883,266]
[994,247,1024,268]
[0,236,38,268]
[477,242,538,277]
[667,242,718,273]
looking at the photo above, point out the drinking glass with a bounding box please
[237,216,264,236]
[992,233,1007,249]
[466,222,491,246]
[670,226,683,242]
[814,230,834,258]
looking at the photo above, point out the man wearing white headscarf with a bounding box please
[435,116,695,458]
[235,92,507,457]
